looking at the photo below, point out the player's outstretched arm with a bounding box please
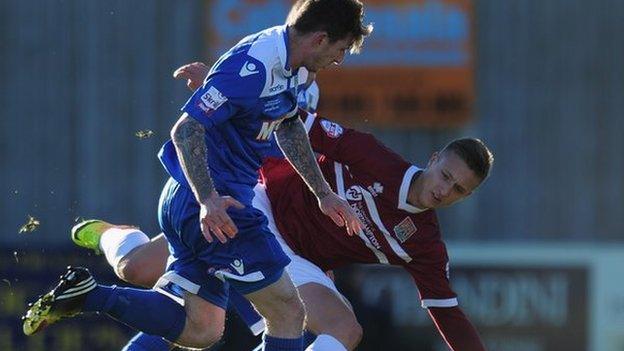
[428,306,487,351]
[275,117,362,236]
[171,114,244,244]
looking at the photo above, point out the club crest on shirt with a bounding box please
[393,217,417,243]
[320,119,343,138]
[345,186,363,201]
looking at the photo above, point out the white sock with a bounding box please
[99,228,150,271]
[305,334,347,351]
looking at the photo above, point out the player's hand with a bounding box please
[199,192,245,244]
[325,270,335,281]
[173,62,209,91]
[318,192,362,236]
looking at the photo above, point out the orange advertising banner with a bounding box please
[316,65,472,128]
[209,0,474,128]
[316,0,474,128]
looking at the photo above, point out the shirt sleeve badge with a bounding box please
[320,119,344,138]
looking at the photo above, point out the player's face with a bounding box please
[417,151,482,209]
[306,34,352,72]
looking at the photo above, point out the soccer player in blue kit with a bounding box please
[22,1,372,350]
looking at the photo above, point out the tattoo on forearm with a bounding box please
[276,118,331,198]
[172,116,215,202]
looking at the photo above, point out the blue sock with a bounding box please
[303,331,317,348]
[262,334,303,351]
[121,332,171,351]
[84,285,186,342]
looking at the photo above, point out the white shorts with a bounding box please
[252,183,340,295]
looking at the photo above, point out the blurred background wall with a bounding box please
[1,0,206,246]
[1,0,624,350]
[2,0,624,246]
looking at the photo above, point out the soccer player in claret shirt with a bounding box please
[51,64,491,350]
[22,1,372,350]
[258,112,491,351]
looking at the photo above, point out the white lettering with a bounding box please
[256,120,281,140]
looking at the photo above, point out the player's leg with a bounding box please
[111,258,230,350]
[73,224,174,350]
[121,332,170,351]
[244,271,305,339]
[23,259,226,347]
[21,265,225,349]
[215,221,305,350]
[176,291,226,348]
[250,183,361,350]
[24,179,229,349]
[228,286,266,336]
[72,220,168,288]
[120,280,269,351]
[298,283,361,351]
[231,266,360,351]
[116,233,168,287]
[253,258,360,351]
[283,253,361,350]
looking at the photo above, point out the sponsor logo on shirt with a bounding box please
[320,119,344,138]
[393,217,417,243]
[263,97,282,113]
[239,61,260,77]
[269,84,285,93]
[351,203,382,250]
[256,119,283,140]
[197,101,213,114]
[199,86,227,113]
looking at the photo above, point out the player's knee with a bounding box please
[264,290,305,327]
[116,256,147,286]
[182,315,224,348]
[343,319,363,349]
[317,314,362,349]
[189,327,224,349]
[180,293,227,348]
[280,290,306,325]
[289,298,306,327]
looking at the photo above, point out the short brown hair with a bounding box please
[441,138,494,181]
[286,0,373,53]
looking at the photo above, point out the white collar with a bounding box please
[276,25,293,77]
[398,165,428,213]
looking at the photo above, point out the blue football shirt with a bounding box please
[159,25,313,205]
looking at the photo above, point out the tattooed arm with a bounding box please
[171,114,215,202]
[275,117,362,235]
[171,113,243,243]
[275,117,332,198]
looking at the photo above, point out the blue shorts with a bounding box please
[155,178,291,309]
